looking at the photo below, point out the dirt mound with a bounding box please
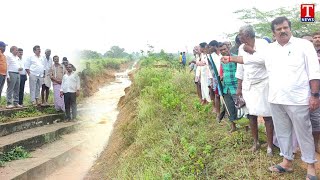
[80,62,134,98]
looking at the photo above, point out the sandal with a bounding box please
[268,164,293,173]
[306,174,318,180]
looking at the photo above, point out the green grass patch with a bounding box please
[0,106,58,123]
[0,146,31,167]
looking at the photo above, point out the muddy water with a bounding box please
[45,68,133,180]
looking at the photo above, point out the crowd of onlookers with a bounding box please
[188,16,320,179]
[0,44,80,121]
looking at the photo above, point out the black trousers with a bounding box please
[19,75,27,105]
[63,92,77,120]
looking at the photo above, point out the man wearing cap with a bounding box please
[62,57,76,72]
[25,45,45,106]
[6,46,23,108]
[0,41,8,105]
[41,49,52,106]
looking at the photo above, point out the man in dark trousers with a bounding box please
[17,48,27,106]
[60,64,80,121]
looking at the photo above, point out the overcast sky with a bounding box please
[1,0,316,64]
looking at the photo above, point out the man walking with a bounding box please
[17,48,27,106]
[6,46,22,108]
[60,64,80,121]
[25,45,45,106]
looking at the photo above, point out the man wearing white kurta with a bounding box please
[60,64,80,121]
[41,49,52,106]
[25,45,45,105]
[208,40,222,117]
[6,46,23,108]
[235,25,274,156]
[222,17,320,179]
[196,42,212,104]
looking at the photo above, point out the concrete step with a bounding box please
[0,129,85,180]
[0,118,113,180]
[0,105,55,117]
[0,114,64,137]
[0,121,99,180]
[0,122,80,155]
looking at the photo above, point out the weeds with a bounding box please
[0,146,31,167]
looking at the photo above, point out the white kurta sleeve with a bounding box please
[304,41,320,80]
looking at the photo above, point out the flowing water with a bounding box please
[45,64,135,180]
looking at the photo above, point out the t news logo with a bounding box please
[301,4,315,22]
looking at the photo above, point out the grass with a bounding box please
[0,146,31,167]
[80,58,130,77]
[0,106,58,123]
[0,90,54,107]
[104,53,309,179]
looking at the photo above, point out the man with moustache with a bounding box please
[222,17,320,179]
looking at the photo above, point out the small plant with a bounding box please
[0,146,31,166]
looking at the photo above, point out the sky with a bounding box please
[1,0,317,67]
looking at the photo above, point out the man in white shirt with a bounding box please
[60,64,80,121]
[17,48,27,106]
[222,17,320,179]
[41,49,52,106]
[25,45,45,106]
[6,46,23,108]
[235,25,274,156]
[207,40,222,119]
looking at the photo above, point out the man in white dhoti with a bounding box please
[195,42,212,105]
[41,49,52,106]
[231,25,274,156]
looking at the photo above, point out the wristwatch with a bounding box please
[311,92,320,98]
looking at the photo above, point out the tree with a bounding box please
[79,50,102,59]
[104,46,128,58]
[232,5,320,39]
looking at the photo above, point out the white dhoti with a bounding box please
[242,78,271,117]
[43,74,51,88]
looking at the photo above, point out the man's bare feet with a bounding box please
[250,143,261,152]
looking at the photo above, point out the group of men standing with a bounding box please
[179,51,187,66]
[192,16,320,179]
[0,43,80,121]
